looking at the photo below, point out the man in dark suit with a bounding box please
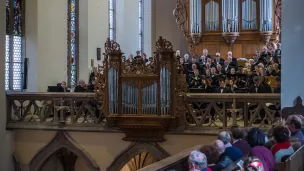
[212,52,225,67]
[273,43,281,61]
[227,51,238,71]
[248,76,267,93]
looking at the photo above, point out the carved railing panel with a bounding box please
[6,92,104,125]
[186,93,280,129]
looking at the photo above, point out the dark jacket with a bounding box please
[232,140,252,155]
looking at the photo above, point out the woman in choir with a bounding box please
[271,63,281,77]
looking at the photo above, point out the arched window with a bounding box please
[67,0,79,87]
[139,0,144,53]
[109,0,116,41]
[5,0,25,90]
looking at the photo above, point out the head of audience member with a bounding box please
[216,52,220,58]
[275,77,281,87]
[194,69,199,77]
[61,81,67,89]
[230,68,236,74]
[224,60,229,66]
[184,54,189,61]
[273,126,290,144]
[217,131,232,147]
[200,145,220,165]
[263,46,268,52]
[192,57,197,63]
[201,55,206,61]
[180,57,184,64]
[78,80,86,88]
[192,63,197,70]
[206,62,211,69]
[253,76,261,86]
[258,67,265,76]
[242,68,248,75]
[176,50,181,57]
[216,64,222,72]
[277,43,281,49]
[286,115,302,133]
[220,80,225,88]
[232,128,246,141]
[205,69,211,76]
[128,54,133,60]
[242,156,264,171]
[212,140,226,154]
[247,128,266,147]
[188,150,208,171]
[143,53,147,60]
[211,67,217,75]
[228,56,233,63]
[203,49,208,56]
[227,51,232,58]
[273,63,279,71]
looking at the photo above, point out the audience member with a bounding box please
[285,115,304,145]
[232,128,252,155]
[272,126,294,162]
[200,145,222,171]
[242,156,264,171]
[188,150,211,171]
[217,131,232,147]
[212,140,233,169]
[247,128,275,171]
[74,80,86,92]
[213,137,243,162]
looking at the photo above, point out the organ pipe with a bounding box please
[242,0,257,30]
[190,0,202,34]
[205,0,219,31]
[260,0,272,31]
[222,0,239,32]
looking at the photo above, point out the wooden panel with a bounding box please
[232,44,242,58]
[204,44,218,56]
[219,43,229,59]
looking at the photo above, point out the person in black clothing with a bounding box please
[274,77,281,93]
[89,67,97,85]
[203,48,212,59]
[212,52,225,67]
[74,80,87,92]
[273,43,281,60]
[248,76,267,93]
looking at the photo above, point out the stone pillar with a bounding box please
[0,0,14,170]
[26,0,67,92]
[281,0,304,107]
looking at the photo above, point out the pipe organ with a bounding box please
[95,37,188,141]
[173,0,281,57]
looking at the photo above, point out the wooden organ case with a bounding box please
[95,37,187,142]
[173,0,281,57]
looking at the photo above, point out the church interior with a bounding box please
[0,0,304,171]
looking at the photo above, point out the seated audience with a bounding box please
[247,128,275,171]
[242,156,265,171]
[232,128,252,155]
[59,81,70,92]
[272,126,294,163]
[200,145,222,171]
[188,150,211,171]
[212,140,233,169]
[285,115,304,145]
[74,80,86,92]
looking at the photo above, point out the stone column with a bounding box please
[0,0,14,170]
[281,0,304,107]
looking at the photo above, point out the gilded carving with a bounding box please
[121,55,157,75]
[156,36,173,52]
[274,0,282,42]
[104,38,121,51]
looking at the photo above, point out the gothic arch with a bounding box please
[29,131,100,171]
[107,142,170,171]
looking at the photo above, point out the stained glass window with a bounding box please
[67,0,79,87]
[5,0,24,91]
[109,0,116,41]
[139,0,144,53]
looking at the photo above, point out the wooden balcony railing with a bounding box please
[184,93,281,131]
[6,92,108,130]
[6,92,280,132]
